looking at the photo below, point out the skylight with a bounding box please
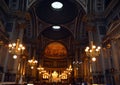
[52,26,61,29]
[51,1,63,9]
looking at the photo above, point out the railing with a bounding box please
[0,82,27,85]
[0,82,16,84]
[92,84,106,85]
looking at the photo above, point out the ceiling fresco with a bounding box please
[44,42,67,59]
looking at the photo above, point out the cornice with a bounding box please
[0,0,9,13]
[103,20,120,43]
[104,0,119,18]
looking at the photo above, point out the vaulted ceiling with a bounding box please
[27,0,88,60]
[35,0,79,24]
[29,0,86,40]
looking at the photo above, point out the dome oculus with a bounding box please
[52,26,61,29]
[51,1,63,9]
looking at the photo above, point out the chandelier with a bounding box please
[37,65,73,80]
[37,66,50,79]
[64,65,72,75]
[52,71,58,78]
[43,72,50,79]
[59,65,72,79]
[8,39,25,59]
[85,41,101,61]
[37,66,47,74]
[28,57,38,69]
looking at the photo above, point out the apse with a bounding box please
[44,42,67,59]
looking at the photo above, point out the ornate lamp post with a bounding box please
[28,48,38,69]
[8,21,26,59]
[84,37,101,84]
[27,49,38,81]
[84,20,101,84]
[8,22,27,84]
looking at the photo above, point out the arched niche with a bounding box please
[44,42,67,59]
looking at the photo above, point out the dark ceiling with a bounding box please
[34,0,85,40]
[35,0,78,24]
[41,26,71,40]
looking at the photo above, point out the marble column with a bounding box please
[116,39,120,69]
[1,51,9,82]
[2,19,17,82]
[111,40,120,85]
[111,40,119,70]
[100,47,107,83]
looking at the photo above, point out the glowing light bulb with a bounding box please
[13,55,17,59]
[92,57,96,62]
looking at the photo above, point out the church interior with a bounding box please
[0,0,120,85]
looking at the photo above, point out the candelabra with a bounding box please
[84,41,101,84]
[85,41,101,61]
[37,66,50,79]
[37,65,72,81]
[8,39,25,59]
[59,65,73,80]
[52,71,58,78]
[28,57,38,69]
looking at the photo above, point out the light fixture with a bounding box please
[51,1,63,9]
[37,65,72,80]
[52,71,58,78]
[37,65,50,79]
[73,60,82,65]
[28,57,38,69]
[59,65,72,79]
[13,54,17,59]
[92,57,96,62]
[85,41,101,61]
[8,39,25,59]
[43,72,50,79]
[37,66,44,71]
[31,66,34,69]
[27,84,34,85]
[60,73,67,79]
[73,60,82,70]
[52,25,61,29]
[84,41,101,84]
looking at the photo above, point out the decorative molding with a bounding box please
[26,0,36,10]
[76,0,87,13]
[104,0,119,17]
[103,19,120,45]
